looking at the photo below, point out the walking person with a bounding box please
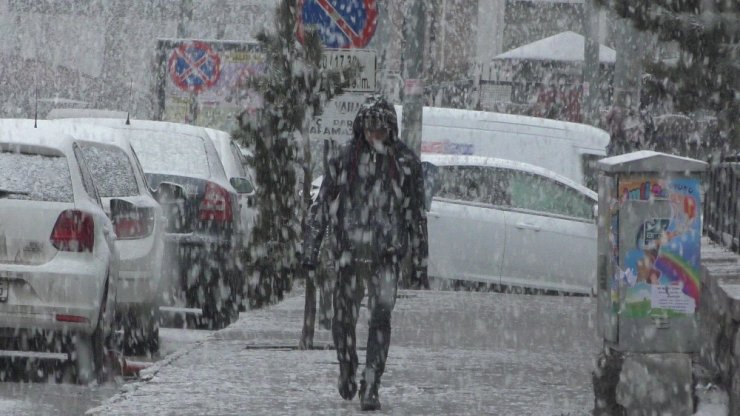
[302,97,429,411]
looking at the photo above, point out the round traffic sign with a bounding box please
[297,0,378,49]
[168,41,222,93]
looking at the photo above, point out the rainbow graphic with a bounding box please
[653,250,701,304]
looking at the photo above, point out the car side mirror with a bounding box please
[593,203,599,220]
[230,177,255,195]
[153,181,186,203]
[421,162,439,211]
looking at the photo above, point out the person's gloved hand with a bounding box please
[410,265,429,290]
[302,257,316,269]
[301,253,317,274]
[381,248,396,263]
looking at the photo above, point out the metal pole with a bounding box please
[613,18,641,110]
[582,0,600,125]
[400,0,426,156]
[178,0,197,124]
[610,17,643,154]
[177,0,193,38]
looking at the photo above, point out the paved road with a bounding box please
[91,286,599,415]
[0,327,214,416]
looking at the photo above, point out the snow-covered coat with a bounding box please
[302,105,429,288]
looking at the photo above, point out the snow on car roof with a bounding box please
[421,153,596,199]
[203,127,232,158]
[48,119,131,148]
[0,119,76,152]
[60,118,218,179]
[54,117,209,139]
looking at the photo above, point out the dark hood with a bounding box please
[351,97,399,143]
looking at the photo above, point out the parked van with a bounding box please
[395,106,610,189]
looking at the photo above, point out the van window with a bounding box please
[508,171,593,220]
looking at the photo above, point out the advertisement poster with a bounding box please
[156,39,265,133]
[617,177,702,318]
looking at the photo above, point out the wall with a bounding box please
[698,242,740,415]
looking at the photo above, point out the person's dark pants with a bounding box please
[332,253,399,386]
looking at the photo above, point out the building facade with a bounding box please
[0,0,598,120]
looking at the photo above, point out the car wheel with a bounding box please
[201,265,238,330]
[74,325,105,384]
[75,278,116,384]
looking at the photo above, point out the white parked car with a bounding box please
[55,118,243,329]
[422,154,597,295]
[51,120,165,355]
[204,128,257,249]
[0,119,120,382]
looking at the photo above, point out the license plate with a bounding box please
[0,279,8,302]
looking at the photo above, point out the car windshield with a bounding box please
[79,142,139,197]
[0,151,73,202]
[128,132,210,178]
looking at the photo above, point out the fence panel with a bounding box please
[704,158,740,254]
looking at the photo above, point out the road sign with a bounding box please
[168,41,222,93]
[322,49,376,92]
[297,0,378,48]
[309,93,367,142]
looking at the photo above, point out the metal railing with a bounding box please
[704,155,740,254]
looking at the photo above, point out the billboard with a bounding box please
[156,39,265,132]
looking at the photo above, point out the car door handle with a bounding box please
[515,222,541,232]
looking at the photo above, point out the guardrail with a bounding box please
[704,155,740,254]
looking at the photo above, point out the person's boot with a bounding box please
[359,369,381,411]
[337,363,357,400]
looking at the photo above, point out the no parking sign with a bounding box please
[168,41,222,93]
[297,0,378,48]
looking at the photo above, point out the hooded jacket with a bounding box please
[303,99,429,288]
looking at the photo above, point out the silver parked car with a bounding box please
[422,154,597,295]
[204,128,256,249]
[58,118,244,329]
[51,120,166,355]
[0,119,121,383]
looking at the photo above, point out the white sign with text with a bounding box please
[322,49,376,92]
[310,93,367,143]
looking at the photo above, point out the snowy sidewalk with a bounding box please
[88,286,598,415]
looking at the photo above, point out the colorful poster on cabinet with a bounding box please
[617,176,701,318]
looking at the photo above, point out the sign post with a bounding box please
[296,0,380,349]
[400,0,426,156]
